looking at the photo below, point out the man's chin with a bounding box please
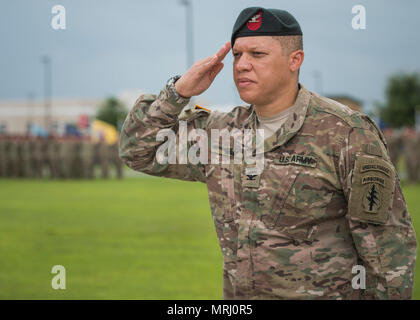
[238,91,258,105]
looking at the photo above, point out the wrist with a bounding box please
[174,79,191,99]
[165,75,190,107]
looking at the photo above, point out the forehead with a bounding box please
[233,36,281,51]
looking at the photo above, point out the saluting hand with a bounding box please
[174,42,231,98]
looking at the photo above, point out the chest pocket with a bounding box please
[242,159,334,244]
[257,164,299,229]
[284,169,334,219]
[240,159,297,226]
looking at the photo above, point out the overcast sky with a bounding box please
[1,0,419,112]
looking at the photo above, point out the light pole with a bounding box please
[179,0,194,106]
[40,55,52,134]
[179,0,194,70]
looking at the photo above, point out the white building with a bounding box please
[0,89,236,135]
[0,98,104,135]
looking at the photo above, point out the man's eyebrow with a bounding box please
[233,46,265,52]
[248,46,264,50]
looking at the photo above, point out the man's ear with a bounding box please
[289,50,304,73]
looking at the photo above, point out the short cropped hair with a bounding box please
[272,35,303,56]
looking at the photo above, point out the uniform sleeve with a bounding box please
[338,119,417,299]
[119,77,213,183]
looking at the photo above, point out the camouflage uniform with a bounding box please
[3,138,12,177]
[71,139,83,179]
[108,143,123,179]
[44,138,58,179]
[404,134,419,183]
[32,138,44,178]
[119,79,417,300]
[80,139,95,179]
[384,130,402,168]
[0,138,6,177]
[20,138,33,178]
[8,138,20,177]
[98,142,109,179]
[60,139,78,179]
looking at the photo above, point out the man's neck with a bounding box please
[254,82,299,118]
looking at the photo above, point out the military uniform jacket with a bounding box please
[119,80,417,300]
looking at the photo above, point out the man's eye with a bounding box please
[253,52,265,56]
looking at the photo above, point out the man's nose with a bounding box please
[235,54,252,72]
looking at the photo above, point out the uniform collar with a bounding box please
[245,83,311,153]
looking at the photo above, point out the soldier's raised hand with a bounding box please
[174,42,231,98]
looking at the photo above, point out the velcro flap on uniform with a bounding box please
[348,155,395,225]
[361,144,382,157]
[242,164,261,188]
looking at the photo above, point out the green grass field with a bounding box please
[1,176,420,299]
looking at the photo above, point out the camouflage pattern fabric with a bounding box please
[108,143,123,179]
[119,80,417,300]
[404,135,419,183]
[20,139,33,178]
[44,138,59,179]
[71,140,83,178]
[80,140,95,179]
[98,142,109,179]
[0,138,7,177]
[385,131,403,168]
[59,140,75,179]
[8,139,20,177]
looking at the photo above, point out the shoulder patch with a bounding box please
[348,155,395,225]
[194,104,211,113]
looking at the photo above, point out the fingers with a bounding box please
[200,54,218,69]
[201,42,231,69]
[210,62,224,80]
[215,41,231,62]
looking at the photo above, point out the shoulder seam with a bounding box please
[309,103,356,128]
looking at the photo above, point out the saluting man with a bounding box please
[119,7,417,299]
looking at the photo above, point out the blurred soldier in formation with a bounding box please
[44,135,59,179]
[20,136,33,178]
[0,135,7,177]
[71,137,84,178]
[107,143,123,179]
[403,128,419,183]
[32,136,44,178]
[0,134,123,179]
[80,137,95,179]
[15,136,25,177]
[92,140,101,178]
[98,141,109,179]
[95,140,123,179]
[382,128,403,168]
[8,136,20,177]
[23,136,36,177]
[2,136,12,177]
[59,136,76,179]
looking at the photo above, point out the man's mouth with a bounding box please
[237,78,255,88]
